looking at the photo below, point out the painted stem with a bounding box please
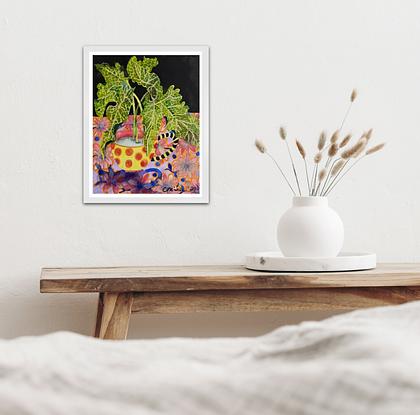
[132,97,138,142]
[133,92,143,113]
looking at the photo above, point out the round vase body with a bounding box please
[277,197,344,258]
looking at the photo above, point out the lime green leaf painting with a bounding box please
[91,53,202,197]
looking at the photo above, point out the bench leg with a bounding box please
[94,292,133,340]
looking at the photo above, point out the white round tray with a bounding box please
[245,252,376,272]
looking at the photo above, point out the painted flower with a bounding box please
[154,172,179,193]
[124,169,162,193]
[181,174,200,193]
[93,143,114,171]
[173,150,199,182]
[93,117,110,139]
[95,168,126,194]
[187,181,200,193]
[176,139,198,157]
[154,137,172,157]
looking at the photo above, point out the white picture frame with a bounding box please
[83,45,209,203]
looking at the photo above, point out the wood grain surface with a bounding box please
[131,286,420,313]
[40,264,420,293]
[94,292,133,340]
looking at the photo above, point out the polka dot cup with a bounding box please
[111,143,152,172]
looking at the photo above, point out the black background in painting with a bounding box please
[92,55,200,113]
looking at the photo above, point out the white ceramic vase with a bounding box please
[277,196,344,258]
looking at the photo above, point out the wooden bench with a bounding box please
[40,264,420,340]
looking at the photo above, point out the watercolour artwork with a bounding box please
[83,46,209,203]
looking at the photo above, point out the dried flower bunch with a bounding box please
[255,89,385,196]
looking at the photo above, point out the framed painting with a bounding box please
[83,45,209,203]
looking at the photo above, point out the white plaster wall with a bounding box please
[0,0,419,339]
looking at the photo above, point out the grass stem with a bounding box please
[266,152,296,195]
[285,141,301,196]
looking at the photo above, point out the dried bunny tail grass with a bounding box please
[339,89,358,132]
[328,143,339,158]
[314,167,328,195]
[255,139,296,195]
[296,139,310,193]
[318,131,327,150]
[255,139,266,154]
[296,139,306,158]
[279,126,287,140]
[364,128,373,140]
[325,143,385,198]
[341,138,366,159]
[352,138,368,158]
[314,152,322,163]
[330,130,339,144]
[280,126,301,195]
[279,127,302,196]
[318,168,327,182]
[311,152,323,195]
[331,159,345,177]
[319,156,343,195]
[366,142,386,156]
[325,140,382,197]
[339,134,351,148]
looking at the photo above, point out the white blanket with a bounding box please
[1,301,420,415]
